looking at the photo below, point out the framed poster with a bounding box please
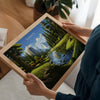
[0,13,85,90]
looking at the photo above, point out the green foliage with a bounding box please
[60,0,72,8]
[4,43,23,58]
[50,34,69,53]
[34,56,39,60]
[31,62,51,79]
[72,39,84,59]
[44,0,52,9]
[41,18,67,48]
[42,64,69,89]
[66,36,75,50]
[4,43,34,73]
[36,0,78,19]
[58,3,70,19]
[65,58,74,66]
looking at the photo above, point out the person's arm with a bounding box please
[24,73,81,100]
[62,23,93,37]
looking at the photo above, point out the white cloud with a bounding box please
[24,44,32,55]
[53,51,60,59]
[35,34,49,50]
[40,43,48,49]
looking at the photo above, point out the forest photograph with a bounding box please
[4,17,84,89]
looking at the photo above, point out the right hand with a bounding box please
[62,22,92,37]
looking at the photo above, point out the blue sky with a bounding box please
[16,19,49,56]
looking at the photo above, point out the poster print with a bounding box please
[4,17,84,89]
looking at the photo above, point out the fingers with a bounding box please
[62,22,74,25]
[63,24,70,28]
[62,24,75,29]
[27,73,40,82]
[23,80,31,86]
[23,81,33,94]
[62,22,75,29]
[23,73,34,85]
[23,73,41,88]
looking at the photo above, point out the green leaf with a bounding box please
[60,4,70,15]
[58,3,67,19]
[66,39,74,50]
[60,0,72,8]
[58,3,70,19]
[59,9,67,19]
[44,1,51,9]
[73,0,78,8]
[51,0,56,6]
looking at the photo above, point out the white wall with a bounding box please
[70,0,99,27]
[91,0,100,28]
[85,0,99,27]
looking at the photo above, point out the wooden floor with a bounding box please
[0,0,34,28]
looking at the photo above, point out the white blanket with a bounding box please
[0,28,8,48]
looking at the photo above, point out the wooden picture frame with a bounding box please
[0,13,85,91]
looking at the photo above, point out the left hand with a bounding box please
[23,73,57,99]
[23,73,48,95]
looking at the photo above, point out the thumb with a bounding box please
[62,22,74,25]
[63,23,73,29]
[27,73,40,81]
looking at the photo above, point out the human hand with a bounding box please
[23,73,56,99]
[23,73,47,95]
[62,22,92,37]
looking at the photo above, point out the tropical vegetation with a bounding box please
[35,0,78,19]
